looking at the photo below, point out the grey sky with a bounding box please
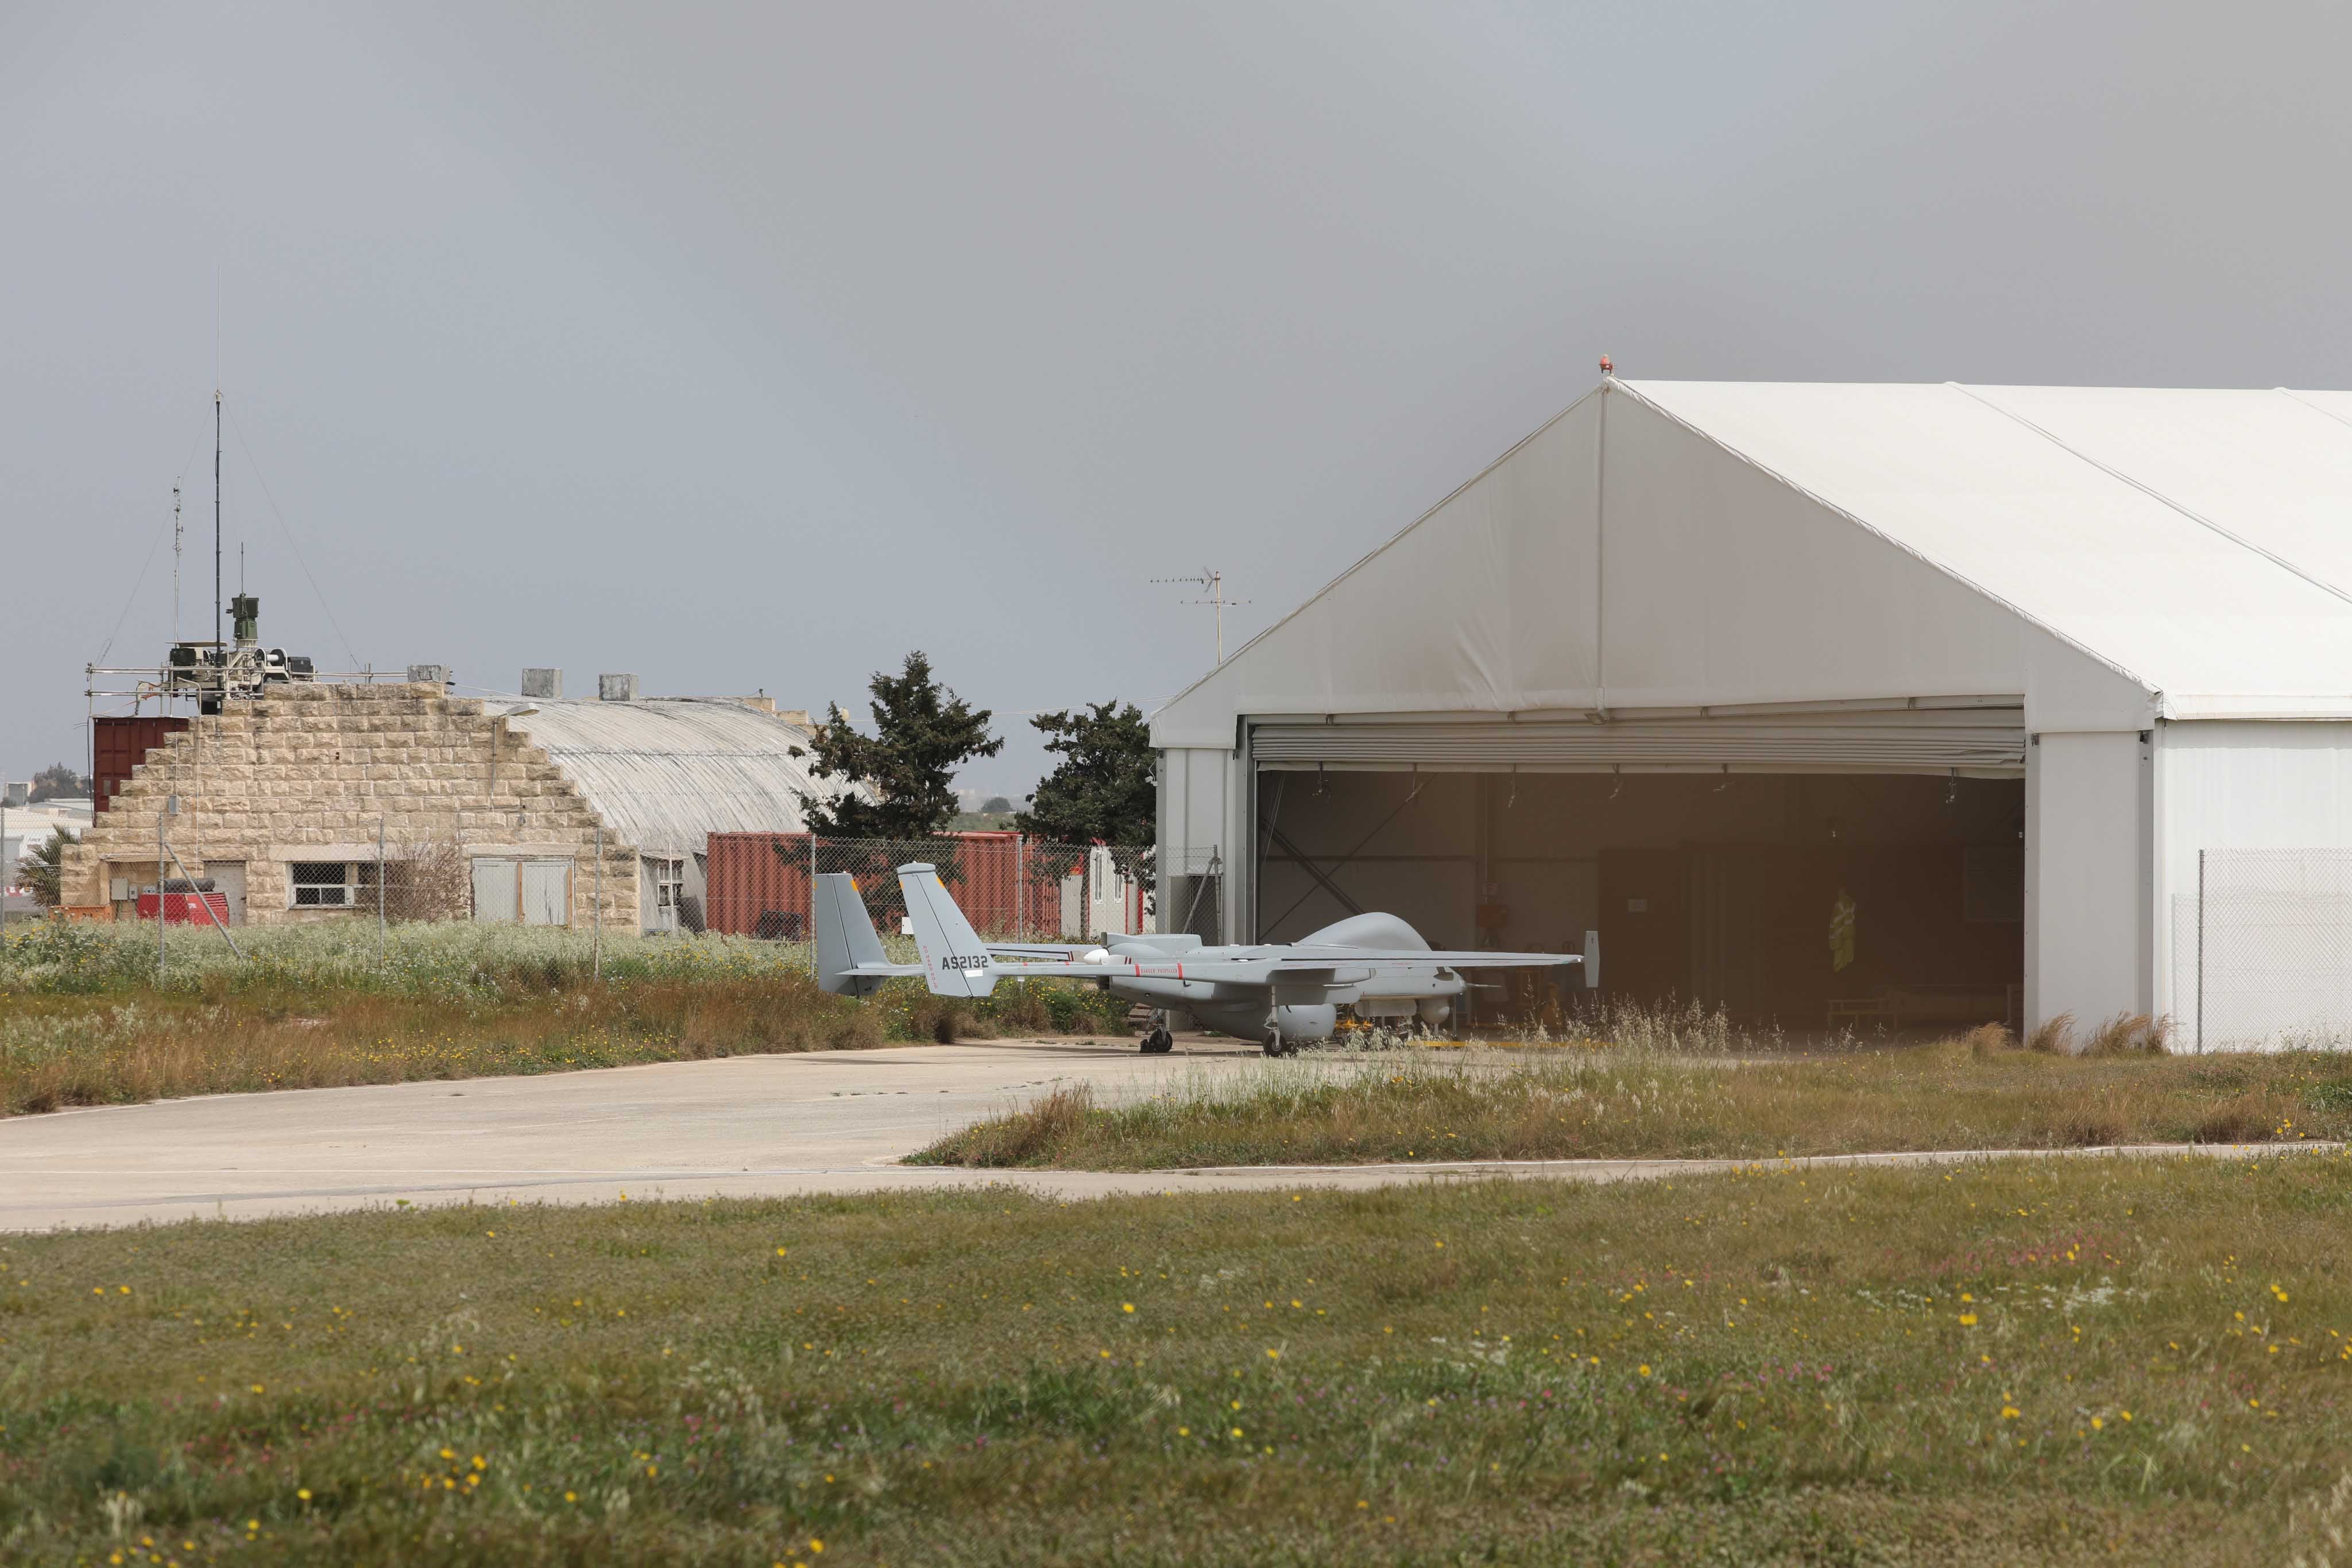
[4,2,2347,793]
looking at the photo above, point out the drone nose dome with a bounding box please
[1296,912,1429,950]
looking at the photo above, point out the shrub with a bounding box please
[1958,1022,2016,1057]
[2083,1012,2171,1056]
[2025,1012,2076,1055]
[2192,1092,2272,1144]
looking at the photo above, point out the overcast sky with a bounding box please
[4,2,2347,795]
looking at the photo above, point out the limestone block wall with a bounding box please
[63,683,640,929]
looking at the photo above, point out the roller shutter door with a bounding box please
[1251,707,2025,777]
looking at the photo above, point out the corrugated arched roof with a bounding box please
[491,698,844,858]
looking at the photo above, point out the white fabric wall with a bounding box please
[1154,388,2151,749]
[2027,732,2150,1031]
[1155,393,1610,744]
[1157,748,1231,868]
[1619,382,2352,717]
[2154,721,2352,1026]
[1158,746,1236,935]
[1957,388,2352,613]
[1599,392,2032,710]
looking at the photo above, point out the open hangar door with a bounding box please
[1250,708,2027,1031]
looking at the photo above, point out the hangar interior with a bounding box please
[1258,768,2022,1029]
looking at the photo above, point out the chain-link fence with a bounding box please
[1159,846,1224,942]
[364,837,481,923]
[2171,847,2352,1051]
[142,829,609,932]
[115,827,1169,955]
[705,834,1155,947]
[315,834,583,927]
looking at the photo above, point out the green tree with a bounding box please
[1015,701,1155,847]
[795,652,1003,839]
[29,763,90,803]
[13,827,75,908]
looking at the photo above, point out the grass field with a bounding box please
[0,922,1130,1118]
[3,1155,2350,1564]
[912,1042,2352,1168]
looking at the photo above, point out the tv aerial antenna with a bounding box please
[1154,568,1249,664]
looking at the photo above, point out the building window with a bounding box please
[644,857,684,933]
[289,861,369,908]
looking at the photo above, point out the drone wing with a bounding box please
[897,862,1600,998]
[1324,937,1599,989]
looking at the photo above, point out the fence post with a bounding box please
[594,824,605,982]
[2196,848,2205,1054]
[808,832,819,977]
[1016,833,1025,939]
[156,796,172,985]
[376,813,386,966]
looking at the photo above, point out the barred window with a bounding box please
[289,861,359,908]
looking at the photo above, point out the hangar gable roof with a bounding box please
[1153,380,2352,746]
[1621,380,2352,719]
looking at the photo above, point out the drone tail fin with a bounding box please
[898,862,997,997]
[814,872,892,996]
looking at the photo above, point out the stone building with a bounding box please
[61,679,836,932]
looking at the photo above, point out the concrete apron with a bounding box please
[1,1038,2337,1231]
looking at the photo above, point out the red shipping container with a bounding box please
[133,891,231,927]
[703,832,1094,942]
[93,714,191,813]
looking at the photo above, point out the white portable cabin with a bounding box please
[1155,378,2352,1047]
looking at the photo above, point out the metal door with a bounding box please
[1250,706,2026,776]
[1689,851,1765,1016]
[208,862,247,925]
[520,860,571,927]
[472,858,519,923]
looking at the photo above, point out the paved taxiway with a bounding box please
[1,1037,2322,1230]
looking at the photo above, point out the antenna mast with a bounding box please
[171,485,183,640]
[214,267,223,652]
[213,389,222,650]
[1152,568,1250,664]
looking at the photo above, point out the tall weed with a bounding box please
[0,923,1128,1116]
[916,1037,2352,1168]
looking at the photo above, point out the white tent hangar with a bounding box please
[1154,378,2352,1047]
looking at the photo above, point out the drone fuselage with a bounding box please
[1080,931,1466,1045]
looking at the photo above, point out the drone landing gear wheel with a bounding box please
[1261,1032,1294,1058]
[1140,1025,1174,1054]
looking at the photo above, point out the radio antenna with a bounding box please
[213,391,222,649]
[1152,568,1249,664]
[214,266,223,651]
